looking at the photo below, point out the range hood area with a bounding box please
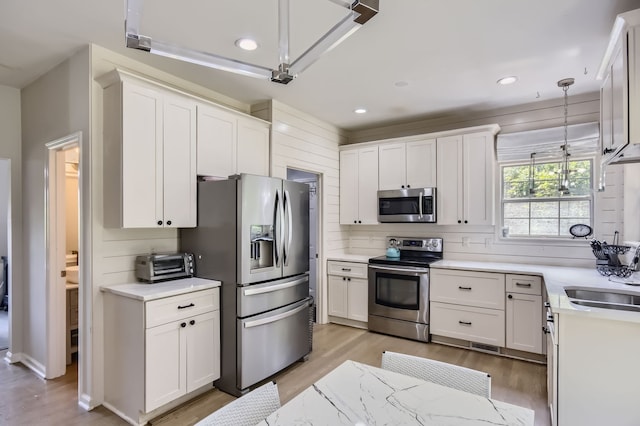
[604,142,640,165]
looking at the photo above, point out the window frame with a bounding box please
[499,156,595,240]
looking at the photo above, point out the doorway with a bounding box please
[45,133,81,380]
[0,159,10,351]
[287,169,320,322]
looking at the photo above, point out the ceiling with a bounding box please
[1,0,638,130]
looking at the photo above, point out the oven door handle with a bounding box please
[368,265,430,274]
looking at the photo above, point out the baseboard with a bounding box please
[328,316,368,329]
[431,334,546,364]
[3,350,21,364]
[78,393,98,411]
[102,401,140,426]
[18,353,47,378]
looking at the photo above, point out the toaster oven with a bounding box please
[135,253,194,283]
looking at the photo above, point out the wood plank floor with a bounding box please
[0,324,550,425]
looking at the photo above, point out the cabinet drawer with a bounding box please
[506,274,542,295]
[327,261,368,279]
[430,269,505,310]
[430,301,505,347]
[146,288,219,328]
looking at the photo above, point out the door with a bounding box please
[357,147,379,224]
[328,275,348,317]
[463,132,494,225]
[238,174,283,284]
[282,180,309,278]
[406,139,437,188]
[506,293,543,354]
[145,320,186,411]
[196,104,236,177]
[368,264,429,324]
[347,277,368,321]
[185,311,220,392]
[339,150,359,224]
[237,298,311,390]
[378,143,406,190]
[436,135,463,225]
[237,119,269,176]
[237,273,309,318]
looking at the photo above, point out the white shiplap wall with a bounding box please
[344,91,624,267]
[252,100,348,323]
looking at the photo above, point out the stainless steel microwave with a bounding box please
[377,188,436,223]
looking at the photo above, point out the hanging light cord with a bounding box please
[557,78,574,195]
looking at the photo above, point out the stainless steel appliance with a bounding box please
[368,236,443,342]
[377,188,436,223]
[180,174,311,396]
[134,252,194,283]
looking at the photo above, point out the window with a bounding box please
[501,159,593,238]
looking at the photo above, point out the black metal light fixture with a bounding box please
[557,77,575,195]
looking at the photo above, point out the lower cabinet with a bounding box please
[327,260,368,325]
[430,269,544,357]
[104,287,220,424]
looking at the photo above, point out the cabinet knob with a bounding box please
[189,320,195,326]
[407,185,410,188]
[508,294,513,299]
[347,278,351,281]
[458,220,462,224]
[354,220,357,224]
[157,220,163,226]
[180,322,186,328]
[401,185,405,189]
[343,277,346,281]
[464,220,468,224]
[358,220,362,224]
[166,220,172,226]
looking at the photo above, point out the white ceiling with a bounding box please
[1,0,638,130]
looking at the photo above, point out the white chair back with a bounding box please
[195,381,281,426]
[381,351,491,398]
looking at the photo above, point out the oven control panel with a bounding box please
[389,237,443,253]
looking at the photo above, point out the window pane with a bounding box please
[560,201,590,218]
[504,218,529,236]
[504,202,530,218]
[560,219,577,236]
[531,202,558,218]
[531,219,559,236]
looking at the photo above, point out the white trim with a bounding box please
[3,350,21,364]
[45,132,83,381]
[78,393,97,411]
[18,353,47,379]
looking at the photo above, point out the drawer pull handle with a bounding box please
[515,282,532,287]
[189,320,195,325]
[458,286,472,290]
[459,320,472,326]
[178,303,195,309]
[341,268,352,272]
[180,322,186,328]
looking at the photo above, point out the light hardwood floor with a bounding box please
[0,324,550,425]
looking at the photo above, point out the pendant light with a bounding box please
[557,78,575,195]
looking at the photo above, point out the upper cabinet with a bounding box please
[378,137,436,190]
[197,103,270,178]
[100,70,197,228]
[599,8,640,161]
[340,146,379,225]
[436,129,498,226]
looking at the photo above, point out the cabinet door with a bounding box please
[506,293,543,354]
[163,94,197,228]
[196,104,236,178]
[328,275,348,318]
[601,72,614,154]
[378,143,406,190]
[357,146,379,224]
[339,150,359,225]
[436,135,463,225]
[611,40,626,151]
[347,277,368,322]
[121,82,163,228]
[237,118,270,176]
[185,311,220,392]
[406,139,436,188]
[463,132,494,225]
[145,321,186,411]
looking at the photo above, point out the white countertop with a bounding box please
[100,277,221,301]
[257,360,533,425]
[431,260,640,323]
[326,252,374,263]
[66,283,79,290]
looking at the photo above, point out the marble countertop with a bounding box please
[431,260,640,323]
[326,252,374,263]
[257,360,533,425]
[100,277,221,301]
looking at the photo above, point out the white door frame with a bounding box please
[45,132,82,379]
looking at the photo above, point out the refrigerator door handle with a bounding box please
[242,276,308,296]
[243,300,309,328]
[273,189,281,267]
[284,189,293,266]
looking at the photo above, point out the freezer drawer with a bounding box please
[237,273,309,318]
[237,297,312,390]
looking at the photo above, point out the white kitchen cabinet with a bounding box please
[327,261,368,325]
[197,103,270,178]
[378,138,436,190]
[505,274,543,354]
[100,70,197,228]
[436,131,495,225]
[103,287,220,425]
[339,146,379,225]
[599,9,640,160]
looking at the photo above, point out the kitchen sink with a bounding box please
[565,288,640,312]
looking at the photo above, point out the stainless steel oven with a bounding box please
[377,188,436,223]
[368,237,443,342]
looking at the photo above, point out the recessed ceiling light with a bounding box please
[354,108,367,114]
[497,76,518,85]
[394,81,409,87]
[235,38,258,51]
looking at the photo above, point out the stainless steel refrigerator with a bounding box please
[180,174,311,396]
